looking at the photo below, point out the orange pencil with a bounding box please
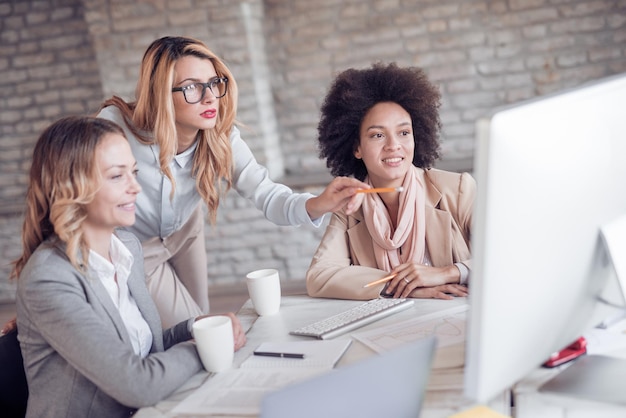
[356,186,404,194]
[363,273,397,288]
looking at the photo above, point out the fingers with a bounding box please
[1,317,17,335]
[307,177,370,218]
[407,287,455,300]
[344,192,364,214]
[233,327,247,351]
[334,176,370,190]
[399,280,415,299]
[424,285,468,299]
[386,264,470,299]
[388,278,411,299]
[401,283,469,299]
[327,178,369,214]
[330,177,370,202]
[233,319,246,350]
[444,284,469,297]
[432,291,455,300]
[226,313,247,351]
[390,270,416,298]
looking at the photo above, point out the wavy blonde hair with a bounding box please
[12,116,126,278]
[101,36,237,222]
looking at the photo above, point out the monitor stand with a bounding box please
[539,354,626,405]
[600,214,626,297]
[540,215,626,405]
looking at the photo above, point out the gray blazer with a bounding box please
[16,230,203,418]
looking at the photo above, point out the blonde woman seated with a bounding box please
[307,63,473,300]
[14,116,246,417]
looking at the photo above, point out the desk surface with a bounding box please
[135,295,509,418]
[514,321,626,418]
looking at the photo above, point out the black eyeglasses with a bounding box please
[172,77,229,104]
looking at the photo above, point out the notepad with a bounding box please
[241,340,352,369]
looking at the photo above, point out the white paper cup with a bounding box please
[246,268,282,316]
[192,315,234,373]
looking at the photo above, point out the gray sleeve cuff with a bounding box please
[454,262,470,285]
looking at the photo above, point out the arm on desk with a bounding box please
[306,212,389,300]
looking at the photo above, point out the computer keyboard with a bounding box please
[290,298,414,340]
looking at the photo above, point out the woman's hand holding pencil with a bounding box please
[305,176,370,218]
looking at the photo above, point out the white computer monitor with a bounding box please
[464,72,626,403]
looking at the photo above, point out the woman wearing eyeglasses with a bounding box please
[96,36,369,328]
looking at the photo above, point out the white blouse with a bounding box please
[89,235,153,357]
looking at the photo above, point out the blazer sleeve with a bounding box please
[162,318,195,350]
[17,249,203,408]
[306,212,390,300]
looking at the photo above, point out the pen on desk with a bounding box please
[356,186,404,194]
[253,351,306,359]
[363,273,397,288]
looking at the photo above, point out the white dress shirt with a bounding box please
[89,235,153,357]
[98,106,323,242]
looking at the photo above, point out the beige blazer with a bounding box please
[306,168,474,300]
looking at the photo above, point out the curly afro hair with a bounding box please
[317,62,442,181]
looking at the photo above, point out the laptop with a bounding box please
[259,335,437,418]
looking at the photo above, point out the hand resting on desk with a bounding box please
[385,263,469,300]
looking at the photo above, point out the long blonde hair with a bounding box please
[12,116,126,278]
[101,36,237,222]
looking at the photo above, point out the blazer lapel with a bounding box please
[422,170,454,267]
[50,240,130,345]
[116,230,165,352]
[83,265,133,344]
[127,271,164,352]
[346,209,378,268]
[425,208,453,267]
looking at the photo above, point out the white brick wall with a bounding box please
[1,0,625,300]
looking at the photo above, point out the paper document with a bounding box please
[352,304,467,352]
[171,367,327,416]
[172,340,351,416]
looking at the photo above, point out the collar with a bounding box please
[88,234,134,279]
[173,140,197,169]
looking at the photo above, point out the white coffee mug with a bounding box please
[246,268,282,316]
[192,315,234,373]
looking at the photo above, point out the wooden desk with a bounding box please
[135,295,510,418]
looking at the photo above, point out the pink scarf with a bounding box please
[361,166,426,271]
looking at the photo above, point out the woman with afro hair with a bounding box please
[306,63,474,300]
